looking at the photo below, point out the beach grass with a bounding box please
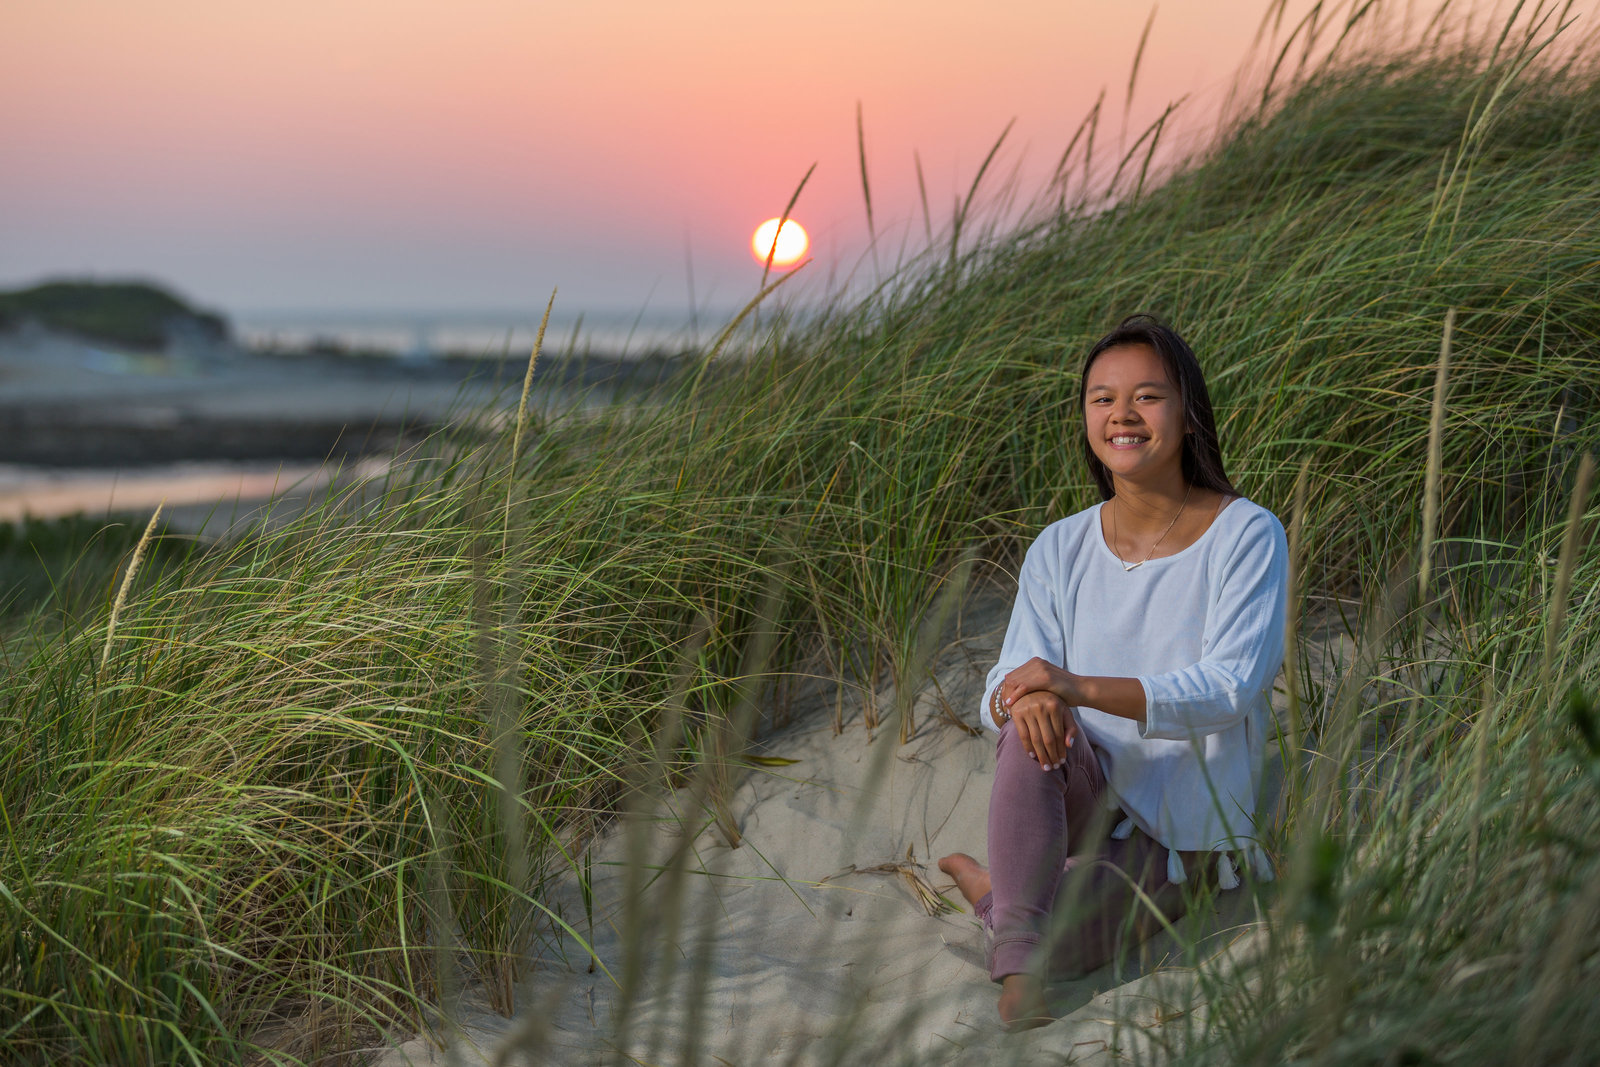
[0,513,194,639]
[1,1,1598,1062]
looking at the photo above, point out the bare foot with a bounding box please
[998,973,1052,1030]
[938,853,992,908]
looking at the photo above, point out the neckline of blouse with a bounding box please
[1091,495,1239,570]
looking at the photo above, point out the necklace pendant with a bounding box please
[1121,559,1142,572]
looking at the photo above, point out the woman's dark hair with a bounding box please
[1077,314,1237,501]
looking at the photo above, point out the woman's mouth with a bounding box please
[1109,435,1148,447]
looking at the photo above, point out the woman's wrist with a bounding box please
[989,684,1011,726]
[1049,668,1082,707]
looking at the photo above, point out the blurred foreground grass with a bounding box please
[2,2,1598,1062]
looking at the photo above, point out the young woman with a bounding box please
[939,314,1287,1028]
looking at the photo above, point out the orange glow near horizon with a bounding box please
[751,218,809,268]
[3,1,1574,313]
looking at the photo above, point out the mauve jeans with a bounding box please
[976,720,1191,983]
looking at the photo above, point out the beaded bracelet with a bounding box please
[989,684,1010,726]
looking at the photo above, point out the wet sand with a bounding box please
[0,458,391,537]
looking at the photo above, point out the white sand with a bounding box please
[377,591,1271,1066]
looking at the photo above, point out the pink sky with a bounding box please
[0,1,1578,322]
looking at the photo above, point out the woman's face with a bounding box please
[1083,343,1188,489]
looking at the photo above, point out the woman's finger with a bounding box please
[1019,698,1063,769]
[1036,710,1062,767]
[1059,707,1080,757]
[1013,715,1039,763]
[1015,705,1045,766]
[1041,698,1075,769]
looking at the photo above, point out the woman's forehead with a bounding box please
[1085,343,1172,388]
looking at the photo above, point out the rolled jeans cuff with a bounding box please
[977,890,1042,982]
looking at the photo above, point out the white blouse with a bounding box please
[980,497,1289,884]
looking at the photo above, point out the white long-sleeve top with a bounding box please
[980,497,1288,882]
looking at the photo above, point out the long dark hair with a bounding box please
[1078,314,1237,501]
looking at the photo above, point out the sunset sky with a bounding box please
[1,1,1579,325]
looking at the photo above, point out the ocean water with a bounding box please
[236,309,709,360]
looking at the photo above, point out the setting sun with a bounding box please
[751,217,809,268]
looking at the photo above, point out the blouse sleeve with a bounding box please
[1137,510,1288,740]
[979,533,1068,734]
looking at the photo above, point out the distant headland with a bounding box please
[0,278,230,352]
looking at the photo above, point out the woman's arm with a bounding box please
[1000,666,1146,722]
[981,534,1069,735]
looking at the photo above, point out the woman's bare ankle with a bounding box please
[937,853,992,907]
[997,973,1051,1029]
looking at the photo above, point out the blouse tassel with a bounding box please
[1216,852,1240,890]
[1250,845,1277,882]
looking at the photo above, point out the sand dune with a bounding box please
[377,593,1271,1066]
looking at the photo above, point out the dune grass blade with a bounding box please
[1543,454,1594,681]
[913,149,933,246]
[1124,4,1159,149]
[857,101,877,263]
[502,287,556,551]
[950,117,1015,276]
[759,162,817,293]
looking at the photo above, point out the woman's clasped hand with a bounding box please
[996,658,1078,770]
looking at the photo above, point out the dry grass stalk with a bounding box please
[826,846,959,917]
[950,118,1016,276]
[1417,306,1453,601]
[99,501,163,675]
[914,149,933,244]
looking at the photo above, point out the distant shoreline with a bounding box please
[0,326,686,467]
[0,401,429,467]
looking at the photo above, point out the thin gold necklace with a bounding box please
[1111,483,1193,572]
